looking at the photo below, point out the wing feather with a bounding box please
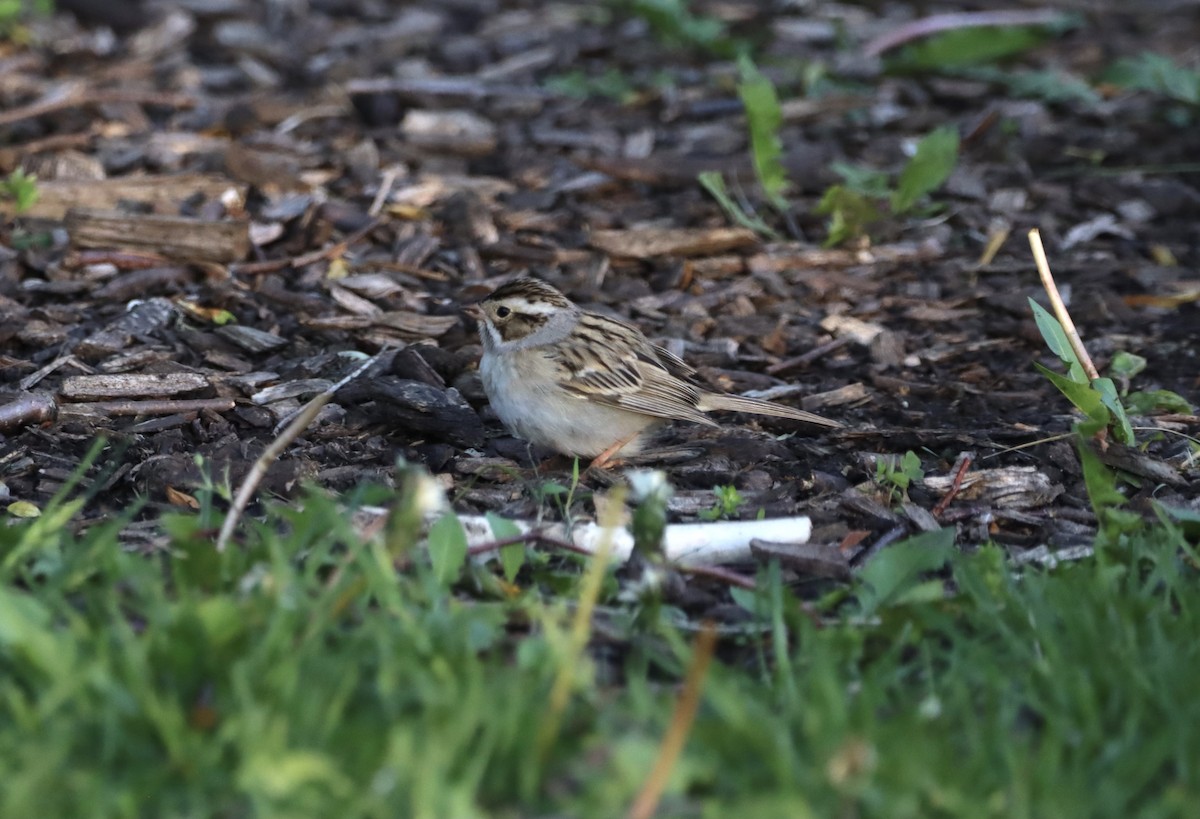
[552,314,716,426]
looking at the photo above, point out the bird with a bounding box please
[471,277,841,467]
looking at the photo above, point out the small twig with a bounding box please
[215,351,385,552]
[849,524,910,568]
[19,352,92,391]
[292,217,382,267]
[465,531,593,559]
[766,335,852,375]
[981,432,1075,459]
[368,168,399,217]
[345,76,555,100]
[231,218,382,276]
[931,455,972,519]
[627,621,718,819]
[1028,228,1100,381]
[1129,426,1200,468]
[0,88,195,128]
[677,564,756,590]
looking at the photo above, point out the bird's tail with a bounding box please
[700,393,842,428]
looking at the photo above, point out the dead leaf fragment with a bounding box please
[166,486,200,509]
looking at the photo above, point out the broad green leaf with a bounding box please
[962,66,1101,105]
[1028,298,1088,382]
[1092,377,1135,444]
[428,512,468,586]
[487,512,526,583]
[1034,363,1109,423]
[627,0,746,58]
[4,497,85,575]
[6,500,40,518]
[892,126,959,214]
[1076,435,1143,544]
[0,587,75,679]
[1158,503,1200,525]
[886,23,1068,72]
[544,68,637,103]
[1104,52,1200,105]
[855,527,955,616]
[1108,351,1147,381]
[815,184,880,247]
[737,56,789,212]
[900,451,925,482]
[831,161,891,197]
[728,585,760,614]
[1126,389,1193,415]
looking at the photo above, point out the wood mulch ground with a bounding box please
[2,1,1198,588]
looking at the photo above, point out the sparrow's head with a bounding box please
[477,277,577,347]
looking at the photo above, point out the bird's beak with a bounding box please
[463,304,483,321]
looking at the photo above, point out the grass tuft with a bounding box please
[2,469,1198,816]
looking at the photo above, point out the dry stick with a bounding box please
[232,218,382,276]
[677,564,756,591]
[215,351,385,552]
[627,621,719,819]
[931,454,972,519]
[368,167,399,217]
[0,89,195,128]
[1028,228,1101,381]
[466,531,593,559]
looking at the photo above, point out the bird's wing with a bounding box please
[552,315,717,427]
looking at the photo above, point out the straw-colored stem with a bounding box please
[1028,228,1100,382]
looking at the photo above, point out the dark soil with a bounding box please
[2,1,1198,573]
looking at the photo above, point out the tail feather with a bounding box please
[700,393,842,428]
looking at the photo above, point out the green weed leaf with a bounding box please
[892,126,959,214]
[831,161,891,197]
[737,56,789,212]
[1076,436,1143,545]
[815,184,880,247]
[962,66,1100,105]
[1028,298,1087,382]
[487,512,525,583]
[1104,52,1200,106]
[1034,363,1108,422]
[0,586,75,679]
[544,68,637,103]
[624,0,745,58]
[428,512,468,585]
[1108,351,1148,383]
[1092,377,1135,444]
[855,527,955,616]
[698,171,781,239]
[1126,389,1193,415]
[887,23,1065,72]
[1,168,39,214]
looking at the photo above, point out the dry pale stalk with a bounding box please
[1028,228,1100,382]
[215,351,385,552]
[627,621,718,819]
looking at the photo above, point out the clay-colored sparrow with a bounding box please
[474,277,840,465]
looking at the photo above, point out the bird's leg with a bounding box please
[587,431,640,471]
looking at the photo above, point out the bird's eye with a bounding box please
[495,306,511,318]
